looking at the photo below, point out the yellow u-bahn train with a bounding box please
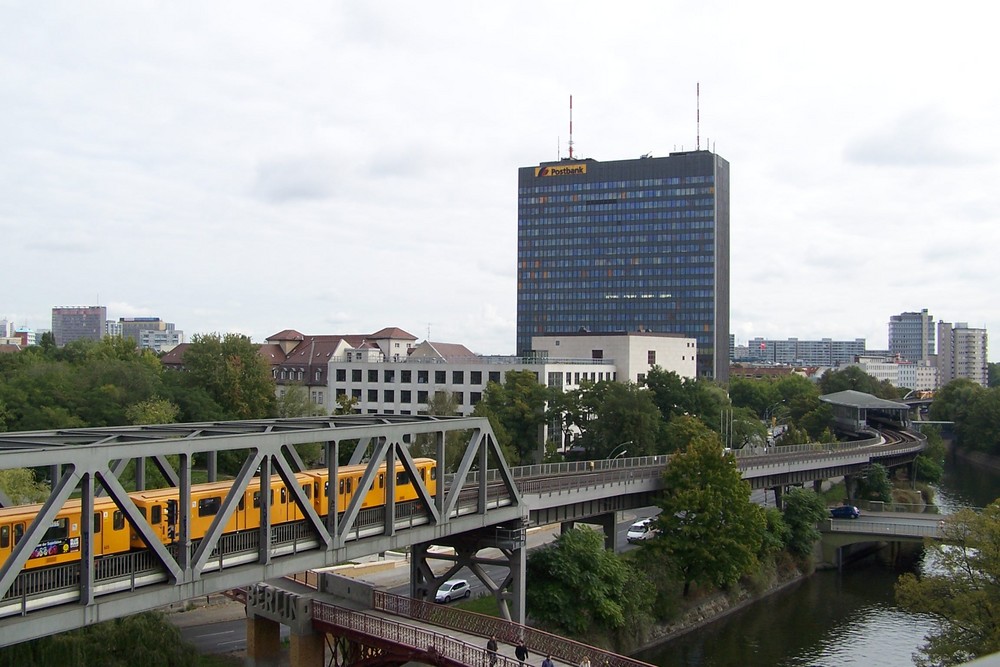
[0,458,438,572]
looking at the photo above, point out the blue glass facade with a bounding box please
[516,151,729,381]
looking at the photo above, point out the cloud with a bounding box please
[844,107,989,167]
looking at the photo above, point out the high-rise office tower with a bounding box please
[516,150,730,381]
[888,309,934,362]
[936,320,988,387]
[51,306,107,347]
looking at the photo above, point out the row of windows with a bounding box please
[340,388,484,406]
[520,229,714,242]
[522,204,714,216]
[519,192,715,205]
[519,250,716,264]
[517,261,716,274]
[517,175,714,195]
[519,272,716,285]
[274,369,324,382]
[335,368,503,385]
[517,291,716,304]
[521,241,711,255]
[520,217,716,231]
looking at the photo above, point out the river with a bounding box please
[634,452,999,667]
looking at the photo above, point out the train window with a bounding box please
[113,511,125,531]
[1,525,8,548]
[339,479,344,495]
[346,478,353,494]
[270,490,275,505]
[324,481,329,497]
[430,466,437,481]
[93,513,101,534]
[378,473,384,489]
[253,492,260,509]
[139,507,147,519]
[198,497,222,517]
[396,471,410,486]
[151,505,162,524]
[302,485,311,499]
[280,488,287,504]
[43,518,69,541]
[238,496,245,511]
[13,523,24,544]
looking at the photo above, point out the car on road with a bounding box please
[435,579,470,603]
[627,517,658,543]
[830,505,861,519]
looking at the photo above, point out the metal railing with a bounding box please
[373,590,654,667]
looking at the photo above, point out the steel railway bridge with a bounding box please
[0,414,926,649]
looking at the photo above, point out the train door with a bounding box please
[93,511,108,554]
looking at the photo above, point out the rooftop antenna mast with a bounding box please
[696,82,701,151]
[568,94,574,159]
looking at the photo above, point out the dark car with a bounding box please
[830,505,861,519]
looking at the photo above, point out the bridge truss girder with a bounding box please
[0,415,519,647]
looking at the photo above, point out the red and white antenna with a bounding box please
[696,82,701,151]
[568,95,575,159]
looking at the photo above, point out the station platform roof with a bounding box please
[819,390,909,410]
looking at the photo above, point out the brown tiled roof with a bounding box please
[0,343,21,354]
[415,341,476,362]
[369,327,417,340]
[267,329,305,342]
[277,335,365,367]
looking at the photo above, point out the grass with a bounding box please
[455,594,503,616]
[198,655,243,666]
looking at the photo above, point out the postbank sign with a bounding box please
[535,164,586,177]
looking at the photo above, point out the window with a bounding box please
[435,370,446,384]
[401,370,412,383]
[489,371,501,383]
[592,349,603,359]
[418,390,429,403]
[384,369,395,383]
[351,389,362,399]
[113,511,125,531]
[198,497,222,517]
[452,370,464,384]
[637,373,646,383]
[396,470,411,486]
[315,369,322,381]
[401,390,412,402]
[367,389,378,401]
[352,369,362,382]
[453,391,464,405]
[470,370,482,384]
[471,391,482,405]
[42,517,69,542]
[418,370,429,384]
[151,505,162,525]
[368,369,378,383]
[336,368,346,382]
[648,350,656,365]
[0,525,8,549]
[384,390,395,402]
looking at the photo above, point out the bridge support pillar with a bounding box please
[290,627,325,666]
[246,615,281,667]
[843,474,857,503]
[772,486,784,510]
[813,479,823,494]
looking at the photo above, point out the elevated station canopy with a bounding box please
[820,390,910,435]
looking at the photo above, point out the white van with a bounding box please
[626,518,657,543]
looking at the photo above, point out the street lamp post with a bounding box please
[607,441,632,460]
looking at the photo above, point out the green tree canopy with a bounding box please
[819,366,901,400]
[526,526,654,642]
[472,370,547,464]
[930,379,987,448]
[781,487,828,557]
[181,333,275,420]
[575,381,662,458]
[653,422,766,595]
[896,502,1000,666]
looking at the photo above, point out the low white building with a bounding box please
[530,331,698,383]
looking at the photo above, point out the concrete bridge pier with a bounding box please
[246,582,320,667]
[771,485,784,510]
[246,615,281,667]
[560,512,619,552]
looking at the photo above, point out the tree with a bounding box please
[653,423,766,596]
[0,468,50,504]
[857,463,893,503]
[275,383,324,418]
[526,527,654,642]
[896,502,1000,666]
[781,487,828,558]
[819,366,901,399]
[0,611,198,666]
[962,388,1000,456]
[181,333,275,420]
[472,370,548,464]
[576,381,662,458]
[334,393,359,415]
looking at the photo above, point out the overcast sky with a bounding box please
[2,3,998,360]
